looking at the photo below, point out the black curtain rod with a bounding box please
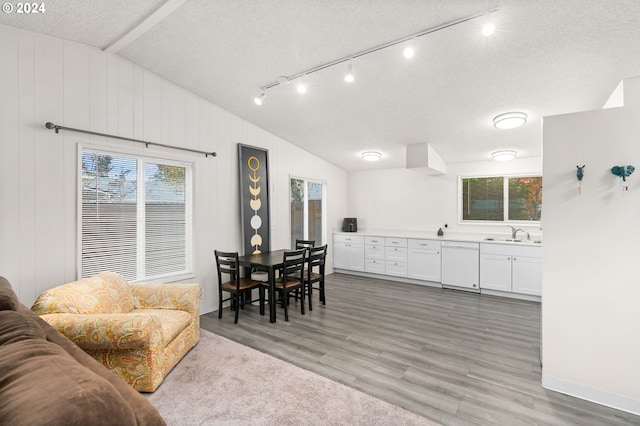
[44,122,217,158]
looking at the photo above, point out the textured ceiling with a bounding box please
[2,0,640,172]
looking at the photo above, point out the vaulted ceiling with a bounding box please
[2,0,640,171]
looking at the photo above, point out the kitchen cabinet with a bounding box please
[333,234,365,271]
[385,237,407,277]
[480,243,542,296]
[364,236,385,274]
[407,239,441,282]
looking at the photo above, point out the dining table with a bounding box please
[237,249,287,323]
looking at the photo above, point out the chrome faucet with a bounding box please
[509,226,524,240]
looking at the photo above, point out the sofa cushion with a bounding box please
[32,272,136,315]
[0,311,138,425]
[0,311,46,345]
[134,308,192,344]
[0,276,18,311]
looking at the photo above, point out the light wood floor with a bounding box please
[200,273,640,426]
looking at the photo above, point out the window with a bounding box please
[290,177,326,247]
[460,175,542,222]
[80,147,193,282]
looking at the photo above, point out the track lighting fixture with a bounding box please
[482,22,496,36]
[344,58,354,83]
[252,7,498,104]
[254,89,265,106]
[403,37,416,59]
[296,75,307,94]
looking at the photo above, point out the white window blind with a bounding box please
[80,148,193,281]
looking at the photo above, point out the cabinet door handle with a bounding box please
[514,258,517,261]
[437,251,440,254]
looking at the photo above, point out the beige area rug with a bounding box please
[146,329,438,426]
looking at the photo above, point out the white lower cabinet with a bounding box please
[480,243,542,296]
[364,236,385,274]
[407,239,441,282]
[333,234,365,271]
[385,237,407,277]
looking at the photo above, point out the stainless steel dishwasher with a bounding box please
[441,241,480,292]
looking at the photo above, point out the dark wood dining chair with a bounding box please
[215,250,264,324]
[303,244,328,310]
[260,248,306,322]
[295,239,315,249]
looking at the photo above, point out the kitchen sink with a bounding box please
[484,237,542,244]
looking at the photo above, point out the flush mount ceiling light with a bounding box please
[362,151,382,161]
[493,112,527,129]
[252,7,498,104]
[491,150,517,161]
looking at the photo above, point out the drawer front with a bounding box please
[386,261,407,277]
[386,246,407,261]
[385,237,407,247]
[365,258,385,274]
[408,239,441,250]
[365,236,384,245]
[365,245,385,260]
[334,234,364,244]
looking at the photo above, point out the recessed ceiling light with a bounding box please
[362,151,382,161]
[491,150,517,161]
[493,112,527,129]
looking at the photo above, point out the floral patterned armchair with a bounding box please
[31,272,201,392]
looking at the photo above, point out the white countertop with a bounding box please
[333,229,542,246]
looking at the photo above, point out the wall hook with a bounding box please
[576,165,585,194]
[611,165,634,182]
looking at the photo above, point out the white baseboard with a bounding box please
[542,374,640,416]
[200,304,217,315]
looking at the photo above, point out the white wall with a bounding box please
[0,25,348,312]
[347,157,542,236]
[541,76,640,414]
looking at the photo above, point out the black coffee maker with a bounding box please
[342,218,358,232]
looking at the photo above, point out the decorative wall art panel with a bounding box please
[238,144,271,255]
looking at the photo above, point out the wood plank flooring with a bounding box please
[200,273,640,426]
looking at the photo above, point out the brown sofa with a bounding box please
[0,276,165,425]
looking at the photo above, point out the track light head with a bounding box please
[482,22,496,36]
[297,75,307,94]
[403,37,416,59]
[344,59,354,83]
[254,89,265,106]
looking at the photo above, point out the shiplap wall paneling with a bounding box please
[33,35,65,301]
[63,41,90,284]
[0,26,20,296]
[17,30,36,303]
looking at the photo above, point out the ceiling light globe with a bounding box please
[297,83,307,94]
[482,22,496,36]
[344,73,354,83]
[403,46,415,59]
[254,96,263,106]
